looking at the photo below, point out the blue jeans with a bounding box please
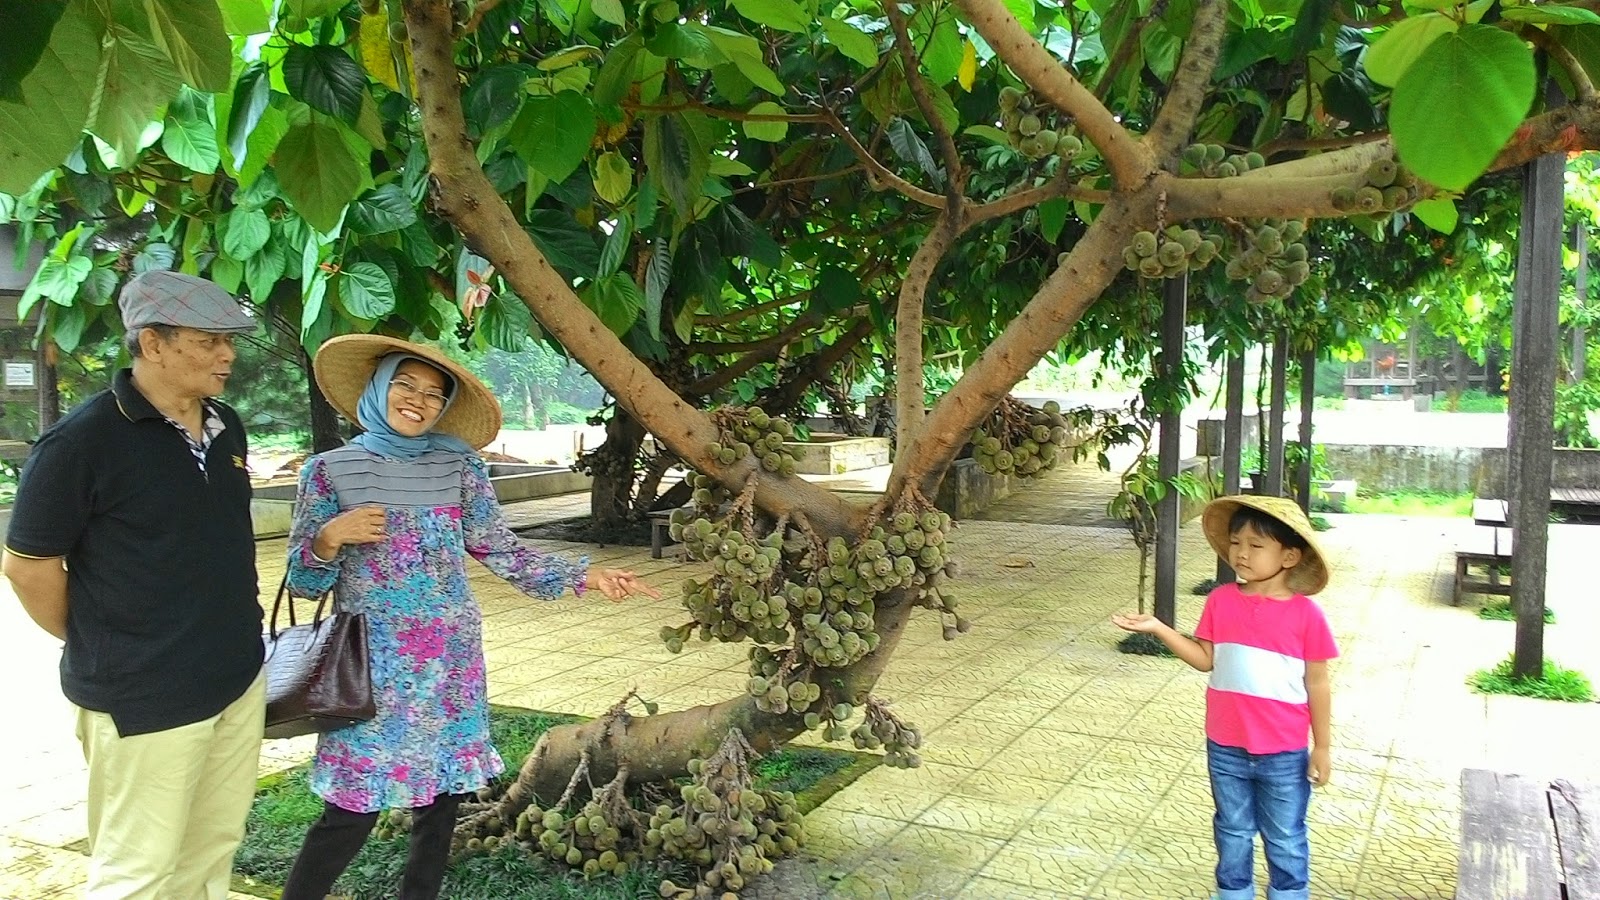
[1206,740,1312,900]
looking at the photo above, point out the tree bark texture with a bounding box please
[1153,275,1185,627]
[1264,335,1288,497]
[35,343,59,432]
[588,409,647,533]
[1296,349,1315,513]
[305,348,345,453]
[1217,351,1243,584]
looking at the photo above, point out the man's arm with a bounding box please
[2,551,68,640]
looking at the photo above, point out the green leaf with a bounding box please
[813,264,859,313]
[337,261,396,318]
[465,64,531,132]
[244,239,285,301]
[217,0,271,34]
[348,183,417,234]
[161,87,220,172]
[1038,197,1069,243]
[222,207,271,259]
[1411,197,1459,234]
[237,103,287,187]
[740,101,788,141]
[1500,5,1600,25]
[210,253,243,294]
[594,150,633,203]
[526,209,601,279]
[597,211,633,279]
[18,255,91,319]
[887,117,941,186]
[704,27,785,96]
[820,18,876,67]
[505,90,596,184]
[1391,25,1535,192]
[963,124,1010,147]
[227,63,271,169]
[144,0,232,92]
[647,22,719,66]
[51,303,88,353]
[643,112,710,216]
[644,237,672,338]
[1363,13,1457,88]
[728,0,807,32]
[90,25,183,164]
[284,0,347,19]
[707,155,753,176]
[593,34,642,109]
[592,0,626,25]
[587,272,643,335]
[284,44,366,124]
[0,1,66,102]
[134,242,175,273]
[273,117,365,232]
[477,291,535,351]
[918,16,964,86]
[0,0,100,193]
[1000,0,1034,32]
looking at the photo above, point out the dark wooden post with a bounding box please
[1507,150,1563,679]
[1296,347,1316,512]
[1217,351,1244,584]
[1574,223,1588,384]
[35,342,59,431]
[1264,332,1289,497]
[1154,274,1186,627]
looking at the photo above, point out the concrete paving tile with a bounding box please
[831,825,1004,899]
[972,840,1113,895]
[955,873,1089,899]
[1086,860,1216,899]
[1035,785,1157,827]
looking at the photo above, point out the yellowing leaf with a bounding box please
[957,39,977,92]
[359,11,401,93]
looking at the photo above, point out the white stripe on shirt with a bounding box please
[1209,642,1308,705]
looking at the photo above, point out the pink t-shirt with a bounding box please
[1194,583,1339,754]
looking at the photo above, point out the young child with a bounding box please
[1112,495,1337,900]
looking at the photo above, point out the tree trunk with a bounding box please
[305,348,345,453]
[35,342,60,432]
[588,408,646,535]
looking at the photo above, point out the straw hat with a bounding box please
[1201,494,1330,595]
[312,334,502,450]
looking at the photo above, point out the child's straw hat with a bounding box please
[312,334,502,450]
[1201,495,1330,595]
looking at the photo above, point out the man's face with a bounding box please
[144,327,238,399]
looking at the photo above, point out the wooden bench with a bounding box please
[1458,769,1600,899]
[646,507,685,560]
[1456,499,1513,606]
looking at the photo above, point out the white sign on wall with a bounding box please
[5,361,35,388]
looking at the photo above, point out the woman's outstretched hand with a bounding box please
[590,567,663,602]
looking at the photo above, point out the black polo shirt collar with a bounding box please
[112,368,168,422]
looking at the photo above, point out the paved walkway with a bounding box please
[3,487,1599,898]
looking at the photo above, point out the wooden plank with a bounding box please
[1457,769,1562,899]
[1552,779,1600,898]
[1552,487,1600,506]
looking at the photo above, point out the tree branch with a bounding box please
[888,196,1148,498]
[823,110,947,208]
[964,172,1110,227]
[1144,0,1228,158]
[952,0,1151,188]
[627,99,831,125]
[1164,170,1368,221]
[885,1,966,207]
[1525,26,1598,104]
[401,0,857,533]
[894,213,958,450]
[1259,132,1388,157]
[755,317,874,414]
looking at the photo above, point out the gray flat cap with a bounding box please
[118,270,257,334]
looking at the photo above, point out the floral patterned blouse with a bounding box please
[286,446,587,813]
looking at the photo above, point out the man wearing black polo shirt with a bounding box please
[3,271,266,900]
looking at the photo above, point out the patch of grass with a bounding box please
[1477,599,1555,624]
[1348,490,1473,518]
[1468,657,1594,703]
[1190,578,1222,596]
[1443,389,1507,413]
[1117,632,1176,657]
[233,706,870,899]
[1309,515,1332,532]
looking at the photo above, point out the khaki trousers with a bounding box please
[75,670,266,900]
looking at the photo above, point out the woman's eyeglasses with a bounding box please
[389,378,448,410]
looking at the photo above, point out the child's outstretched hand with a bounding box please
[1111,613,1164,634]
[1308,746,1332,786]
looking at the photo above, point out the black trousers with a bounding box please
[280,792,467,900]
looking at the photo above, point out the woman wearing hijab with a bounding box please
[278,335,659,899]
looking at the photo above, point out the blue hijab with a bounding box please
[349,353,477,460]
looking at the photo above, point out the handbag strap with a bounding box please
[268,575,333,640]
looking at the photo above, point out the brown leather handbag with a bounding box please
[263,578,375,739]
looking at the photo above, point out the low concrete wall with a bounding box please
[1322,444,1486,494]
[935,458,1015,519]
[1477,447,1600,498]
[249,464,593,538]
[784,435,891,475]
